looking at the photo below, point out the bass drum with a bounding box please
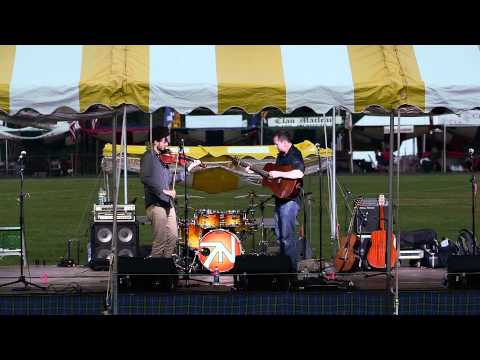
[197,229,243,273]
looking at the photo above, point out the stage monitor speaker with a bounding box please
[232,255,293,291]
[118,257,178,291]
[354,201,390,235]
[88,222,139,270]
[447,256,480,289]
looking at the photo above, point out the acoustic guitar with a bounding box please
[366,194,398,269]
[230,157,301,199]
[334,198,362,272]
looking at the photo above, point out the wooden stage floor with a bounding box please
[0,265,447,295]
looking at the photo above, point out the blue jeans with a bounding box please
[274,200,300,271]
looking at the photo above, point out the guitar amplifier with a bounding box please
[93,204,136,223]
[354,197,390,235]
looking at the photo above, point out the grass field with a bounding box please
[0,173,477,265]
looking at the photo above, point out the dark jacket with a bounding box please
[140,149,186,209]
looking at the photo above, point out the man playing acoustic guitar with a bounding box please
[245,130,305,271]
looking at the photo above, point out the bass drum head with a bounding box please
[198,229,243,273]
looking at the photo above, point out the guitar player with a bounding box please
[245,130,305,271]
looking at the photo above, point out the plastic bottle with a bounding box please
[213,267,220,286]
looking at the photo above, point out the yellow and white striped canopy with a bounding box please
[1,45,480,117]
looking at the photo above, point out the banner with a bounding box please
[267,116,343,128]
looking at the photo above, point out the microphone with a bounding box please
[18,151,26,161]
[314,143,321,149]
[179,138,184,151]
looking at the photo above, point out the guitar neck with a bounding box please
[238,160,269,178]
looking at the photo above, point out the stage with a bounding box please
[1,265,480,315]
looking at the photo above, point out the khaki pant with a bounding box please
[146,205,178,258]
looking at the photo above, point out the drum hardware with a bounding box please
[249,195,275,255]
[234,191,271,199]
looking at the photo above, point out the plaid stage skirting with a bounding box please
[1,291,480,315]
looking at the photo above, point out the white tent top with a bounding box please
[2,45,480,121]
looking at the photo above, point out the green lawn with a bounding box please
[0,173,476,265]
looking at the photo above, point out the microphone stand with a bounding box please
[0,154,45,290]
[469,150,477,256]
[296,145,353,290]
[179,141,211,286]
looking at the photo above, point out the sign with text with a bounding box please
[267,116,343,128]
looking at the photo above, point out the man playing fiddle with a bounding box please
[140,127,201,258]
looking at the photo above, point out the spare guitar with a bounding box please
[230,156,301,199]
[366,194,398,269]
[334,198,362,272]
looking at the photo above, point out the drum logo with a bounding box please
[199,231,241,272]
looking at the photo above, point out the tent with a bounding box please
[2,45,480,314]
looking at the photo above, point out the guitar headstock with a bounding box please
[378,194,385,207]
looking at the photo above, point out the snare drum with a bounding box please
[197,229,243,273]
[222,210,244,229]
[196,209,221,229]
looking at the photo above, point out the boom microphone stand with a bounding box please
[0,151,45,291]
[179,140,211,286]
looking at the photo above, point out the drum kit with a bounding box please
[176,191,274,275]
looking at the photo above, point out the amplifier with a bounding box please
[93,204,136,223]
[354,197,390,235]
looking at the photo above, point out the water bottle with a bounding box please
[98,188,106,205]
[213,267,220,286]
[303,267,310,280]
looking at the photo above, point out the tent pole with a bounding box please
[331,107,337,258]
[122,106,128,205]
[386,111,394,305]
[443,122,447,174]
[394,111,401,315]
[260,112,264,145]
[149,112,153,146]
[110,111,119,315]
[5,139,7,174]
[346,111,354,174]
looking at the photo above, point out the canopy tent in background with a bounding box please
[100,140,332,193]
[0,121,73,140]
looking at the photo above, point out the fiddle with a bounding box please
[158,149,206,168]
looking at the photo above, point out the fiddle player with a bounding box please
[245,130,304,271]
[140,127,201,258]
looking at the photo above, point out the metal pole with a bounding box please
[260,111,266,146]
[348,127,353,174]
[386,112,394,296]
[5,139,7,174]
[111,111,119,315]
[394,111,401,315]
[122,106,128,205]
[443,123,447,174]
[95,138,99,175]
[331,107,337,257]
[149,113,153,146]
